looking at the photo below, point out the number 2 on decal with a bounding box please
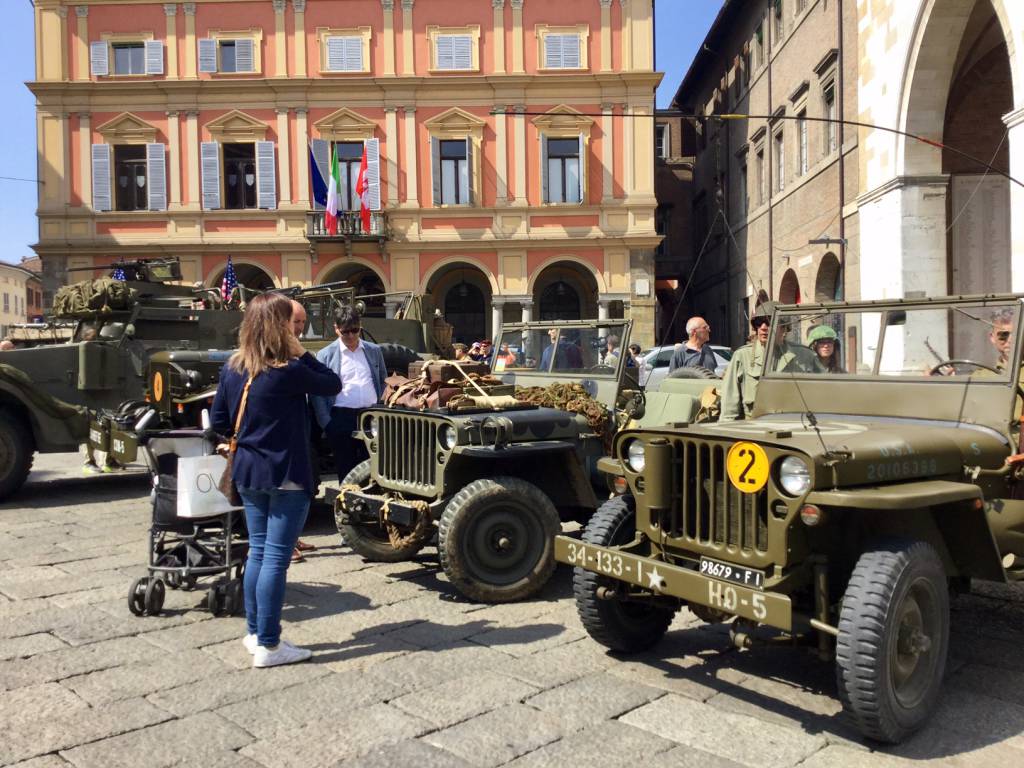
[738,448,756,484]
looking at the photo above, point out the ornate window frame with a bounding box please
[534,24,589,72]
[426,25,481,73]
[99,31,155,78]
[316,26,372,74]
[206,28,264,75]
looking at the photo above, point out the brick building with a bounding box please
[30,0,661,346]
[672,0,859,348]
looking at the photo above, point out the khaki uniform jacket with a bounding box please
[720,339,821,421]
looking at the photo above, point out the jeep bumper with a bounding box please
[339,488,446,528]
[554,534,793,632]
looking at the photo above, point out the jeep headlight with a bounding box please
[625,440,646,472]
[440,424,457,450]
[364,415,378,439]
[778,456,811,496]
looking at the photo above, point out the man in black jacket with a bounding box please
[669,316,717,372]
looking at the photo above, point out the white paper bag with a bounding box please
[176,454,241,518]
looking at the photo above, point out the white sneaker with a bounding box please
[253,641,312,668]
[242,634,258,654]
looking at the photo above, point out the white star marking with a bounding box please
[648,567,666,591]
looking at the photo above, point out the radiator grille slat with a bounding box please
[375,413,438,493]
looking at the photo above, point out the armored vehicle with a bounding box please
[337,319,718,603]
[557,294,1024,743]
[0,259,242,499]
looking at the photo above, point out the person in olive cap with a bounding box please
[808,325,842,373]
[721,305,820,421]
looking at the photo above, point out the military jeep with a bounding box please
[556,294,1024,743]
[337,319,720,603]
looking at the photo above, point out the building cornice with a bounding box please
[856,174,950,207]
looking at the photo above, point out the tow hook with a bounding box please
[596,586,619,600]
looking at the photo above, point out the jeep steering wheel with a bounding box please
[927,359,1001,377]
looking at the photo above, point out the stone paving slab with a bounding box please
[525,672,665,733]
[0,636,164,691]
[422,703,565,768]
[391,670,540,729]
[504,720,677,768]
[0,632,67,661]
[337,739,475,768]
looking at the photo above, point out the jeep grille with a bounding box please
[665,439,768,556]
[376,413,438,493]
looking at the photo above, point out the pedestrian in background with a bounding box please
[212,292,341,668]
[669,316,716,371]
[288,300,318,564]
[311,307,387,483]
[452,343,469,361]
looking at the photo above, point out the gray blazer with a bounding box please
[311,339,387,428]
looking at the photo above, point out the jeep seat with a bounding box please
[634,377,711,427]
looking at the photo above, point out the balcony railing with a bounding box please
[306,211,389,240]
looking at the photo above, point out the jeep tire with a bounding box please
[667,365,717,380]
[438,477,560,603]
[0,412,33,501]
[337,460,430,562]
[574,495,676,652]
[379,343,420,377]
[836,539,950,744]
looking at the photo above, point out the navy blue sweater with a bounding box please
[211,353,341,493]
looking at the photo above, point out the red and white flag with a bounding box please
[355,144,371,234]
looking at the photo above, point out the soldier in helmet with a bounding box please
[808,325,843,373]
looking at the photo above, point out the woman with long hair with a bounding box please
[807,324,843,373]
[211,292,340,668]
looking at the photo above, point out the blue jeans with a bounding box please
[239,488,310,648]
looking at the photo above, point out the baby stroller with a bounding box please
[127,410,247,618]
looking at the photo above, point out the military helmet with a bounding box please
[807,325,839,344]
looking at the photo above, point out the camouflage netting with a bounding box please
[514,383,612,442]
[52,279,138,318]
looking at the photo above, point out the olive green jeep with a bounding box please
[556,294,1024,743]
[337,319,719,603]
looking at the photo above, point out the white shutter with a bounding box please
[310,138,329,210]
[431,137,442,205]
[201,141,221,209]
[436,35,454,69]
[91,144,112,212]
[463,138,474,206]
[364,138,381,211]
[452,36,472,70]
[234,38,255,72]
[540,134,549,203]
[144,40,164,75]
[325,37,345,71]
[90,42,109,77]
[255,140,277,210]
[146,143,167,211]
[544,35,562,68]
[198,38,217,73]
[562,35,581,68]
[577,133,586,203]
[343,37,363,71]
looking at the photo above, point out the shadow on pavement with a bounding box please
[4,471,150,510]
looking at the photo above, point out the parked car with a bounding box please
[640,344,731,388]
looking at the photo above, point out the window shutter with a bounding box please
[146,143,167,211]
[436,35,454,69]
[310,138,330,210]
[577,133,586,204]
[198,38,217,73]
[463,138,474,206]
[544,35,562,68]
[364,138,381,211]
[91,144,112,212]
[255,140,277,210]
[343,37,363,71]
[201,141,221,209]
[540,134,549,203]
[90,42,109,77]
[234,38,255,72]
[325,37,345,71]
[453,36,472,70]
[144,40,164,75]
[562,35,580,68]
[431,137,442,206]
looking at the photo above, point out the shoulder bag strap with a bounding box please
[227,377,253,456]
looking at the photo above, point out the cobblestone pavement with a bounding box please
[2,453,1023,767]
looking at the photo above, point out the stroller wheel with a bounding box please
[223,579,243,616]
[155,554,183,589]
[128,577,149,616]
[144,578,166,616]
[206,585,226,616]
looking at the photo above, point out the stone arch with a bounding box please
[531,259,601,320]
[778,268,801,305]
[419,256,500,296]
[205,259,278,290]
[814,253,843,302]
[526,254,607,295]
[316,258,389,317]
[425,261,494,344]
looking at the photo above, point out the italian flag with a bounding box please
[325,143,340,235]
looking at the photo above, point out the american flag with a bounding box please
[112,265,127,281]
[221,256,238,303]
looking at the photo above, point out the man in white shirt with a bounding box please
[311,307,388,482]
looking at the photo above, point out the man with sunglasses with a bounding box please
[311,306,387,482]
[721,306,820,421]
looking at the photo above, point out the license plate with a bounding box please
[699,557,764,589]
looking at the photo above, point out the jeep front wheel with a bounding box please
[438,477,560,603]
[574,495,677,652]
[0,412,33,500]
[336,460,431,562]
[836,539,950,743]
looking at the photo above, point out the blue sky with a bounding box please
[0,0,721,265]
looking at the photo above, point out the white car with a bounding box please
[639,344,731,390]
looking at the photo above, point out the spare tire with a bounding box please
[667,365,718,380]
[379,343,420,377]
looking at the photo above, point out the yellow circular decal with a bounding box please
[152,371,164,403]
[727,442,770,493]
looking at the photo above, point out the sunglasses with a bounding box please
[339,328,361,336]
[995,330,1012,341]
[750,316,770,328]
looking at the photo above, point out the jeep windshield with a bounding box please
[494,322,629,377]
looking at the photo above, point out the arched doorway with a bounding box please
[778,269,801,305]
[427,262,492,344]
[532,260,599,321]
[208,262,276,292]
[318,263,387,318]
[814,253,843,302]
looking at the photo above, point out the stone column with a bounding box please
[75,6,89,82]
[1005,108,1024,292]
[620,102,632,199]
[273,0,287,77]
[601,103,613,201]
[510,0,524,74]
[276,108,292,203]
[492,0,506,74]
[403,107,419,206]
[381,1,396,76]
[384,107,399,206]
[494,106,508,204]
[598,298,610,320]
[599,0,612,72]
[185,110,200,207]
[401,0,415,76]
[164,4,179,79]
[296,108,310,206]
[166,111,181,208]
[293,1,307,77]
[491,297,505,338]
[384,300,401,319]
[78,112,91,208]
[183,3,197,79]
[513,105,526,206]
[620,0,631,71]
[521,297,533,323]
[57,7,69,81]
